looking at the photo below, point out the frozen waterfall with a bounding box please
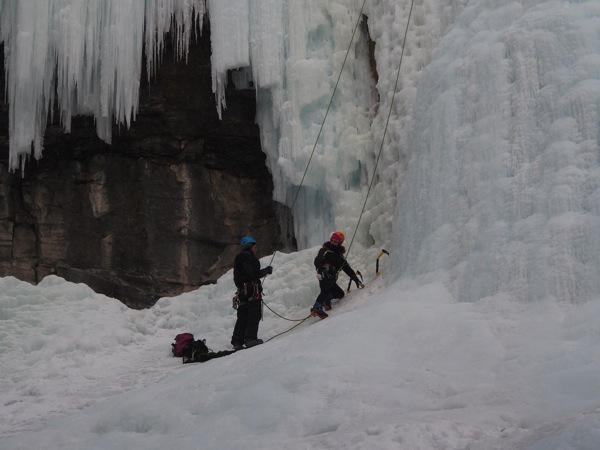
[3,0,600,305]
[395,0,600,303]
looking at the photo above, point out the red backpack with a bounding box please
[172,333,195,357]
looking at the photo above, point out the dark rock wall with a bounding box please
[0,27,294,308]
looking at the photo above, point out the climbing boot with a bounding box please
[244,338,264,348]
[310,308,328,319]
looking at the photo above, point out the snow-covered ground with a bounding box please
[2,247,600,449]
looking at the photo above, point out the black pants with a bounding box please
[232,297,262,345]
[313,274,345,309]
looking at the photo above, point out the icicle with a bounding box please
[208,0,250,119]
[0,0,207,172]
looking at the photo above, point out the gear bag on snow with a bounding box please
[171,333,236,364]
[172,333,194,357]
[172,333,209,361]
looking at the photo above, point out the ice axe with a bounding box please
[376,249,389,276]
[347,270,364,293]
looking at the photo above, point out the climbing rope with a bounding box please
[344,0,415,260]
[260,0,368,324]
[262,0,415,335]
[262,300,307,322]
[287,0,369,219]
[263,315,312,343]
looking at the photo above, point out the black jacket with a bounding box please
[233,248,270,289]
[314,242,361,283]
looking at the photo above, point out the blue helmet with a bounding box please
[240,236,257,247]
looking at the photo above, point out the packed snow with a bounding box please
[3,0,600,448]
[2,251,600,449]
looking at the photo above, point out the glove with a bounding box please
[355,280,364,289]
[264,266,273,275]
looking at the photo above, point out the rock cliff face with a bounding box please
[0,29,294,308]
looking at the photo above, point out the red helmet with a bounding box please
[330,231,345,245]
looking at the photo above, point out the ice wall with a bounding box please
[395,0,600,303]
[210,0,380,249]
[360,0,452,253]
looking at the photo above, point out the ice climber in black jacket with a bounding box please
[310,231,363,319]
[231,236,273,350]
